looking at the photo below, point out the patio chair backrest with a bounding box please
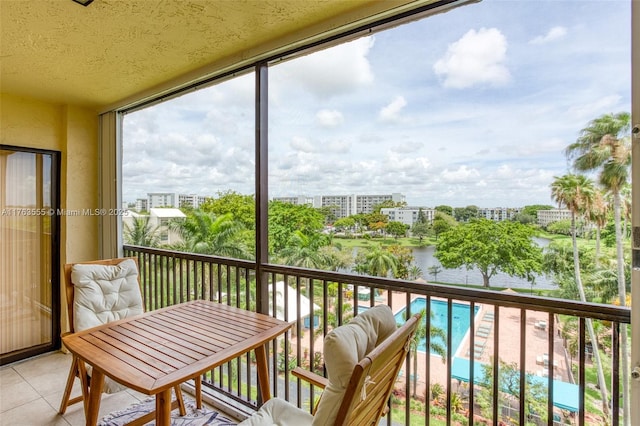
[313,305,420,425]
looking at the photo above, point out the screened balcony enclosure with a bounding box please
[1,1,638,426]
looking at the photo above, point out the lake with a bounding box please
[411,237,556,290]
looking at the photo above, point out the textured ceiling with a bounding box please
[1,0,417,110]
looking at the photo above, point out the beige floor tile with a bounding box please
[0,368,41,414]
[0,397,69,426]
[14,352,75,398]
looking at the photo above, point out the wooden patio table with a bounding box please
[62,300,293,426]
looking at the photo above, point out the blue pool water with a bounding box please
[394,298,480,356]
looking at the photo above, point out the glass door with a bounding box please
[0,145,60,365]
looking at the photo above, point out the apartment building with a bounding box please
[146,192,208,210]
[380,206,435,227]
[537,209,572,227]
[477,207,522,222]
[273,193,406,219]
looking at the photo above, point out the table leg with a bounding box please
[85,369,104,426]
[255,344,271,402]
[155,389,172,426]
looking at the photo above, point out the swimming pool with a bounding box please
[394,298,480,356]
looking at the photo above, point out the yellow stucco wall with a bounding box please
[1,93,100,334]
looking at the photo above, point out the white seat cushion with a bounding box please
[71,259,143,331]
[238,398,313,426]
[311,304,396,425]
[239,305,397,426]
[71,258,143,393]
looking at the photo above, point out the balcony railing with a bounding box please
[124,245,631,426]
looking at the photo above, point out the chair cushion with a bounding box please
[238,398,313,426]
[312,304,396,425]
[71,259,143,332]
[71,259,143,394]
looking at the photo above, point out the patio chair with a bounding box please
[239,304,420,426]
[58,257,199,420]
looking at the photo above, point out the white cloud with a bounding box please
[441,165,481,183]
[278,37,375,98]
[529,26,567,45]
[433,28,510,89]
[567,94,623,121]
[316,109,344,127]
[290,136,317,153]
[379,96,407,122]
[392,141,424,154]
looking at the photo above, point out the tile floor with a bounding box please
[0,351,234,426]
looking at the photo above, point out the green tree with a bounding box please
[476,360,548,424]
[587,191,610,267]
[416,208,429,225]
[277,230,330,269]
[318,245,354,272]
[407,308,445,397]
[268,201,325,253]
[363,244,398,278]
[542,241,597,301]
[431,211,457,240]
[427,265,442,282]
[333,217,355,233]
[521,204,554,220]
[550,174,609,417]
[434,219,542,288]
[315,205,338,225]
[512,212,536,225]
[546,219,572,236]
[387,245,414,280]
[372,199,406,213]
[453,205,478,222]
[200,190,255,229]
[565,112,631,424]
[434,205,453,216]
[123,215,160,247]
[170,210,251,258]
[386,221,407,239]
[365,212,388,229]
[411,222,430,243]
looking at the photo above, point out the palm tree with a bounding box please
[408,308,446,398]
[278,230,330,269]
[123,215,160,247]
[565,112,631,425]
[170,210,251,258]
[364,244,399,278]
[586,190,610,268]
[550,174,609,417]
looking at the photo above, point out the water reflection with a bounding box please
[411,237,555,290]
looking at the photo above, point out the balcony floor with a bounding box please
[0,351,240,425]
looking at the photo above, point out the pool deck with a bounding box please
[291,289,572,401]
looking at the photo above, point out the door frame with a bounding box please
[0,145,61,365]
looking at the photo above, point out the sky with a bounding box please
[122,0,632,209]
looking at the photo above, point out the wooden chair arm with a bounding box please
[292,367,329,389]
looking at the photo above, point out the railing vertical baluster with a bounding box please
[122,246,630,425]
[468,301,475,426]
[445,298,452,425]
[547,312,555,426]
[492,307,500,424]
[612,321,620,426]
[337,281,343,326]
[579,318,586,426]
[519,309,526,426]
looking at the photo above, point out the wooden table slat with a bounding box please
[135,317,229,353]
[82,333,170,378]
[95,328,189,372]
[106,324,202,363]
[62,301,293,426]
